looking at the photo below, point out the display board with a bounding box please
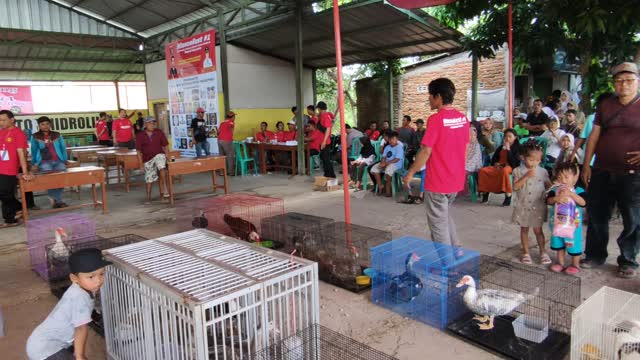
[165,29,219,156]
[467,88,507,122]
[0,85,34,115]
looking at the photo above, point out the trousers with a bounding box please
[0,174,21,223]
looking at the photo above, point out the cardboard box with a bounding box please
[313,184,342,192]
[313,176,340,191]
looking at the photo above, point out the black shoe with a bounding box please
[481,193,489,203]
[502,195,512,207]
[579,258,603,269]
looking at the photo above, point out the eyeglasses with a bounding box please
[614,78,638,85]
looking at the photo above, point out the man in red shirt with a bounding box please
[218,111,236,175]
[256,121,275,142]
[0,110,34,227]
[403,78,469,248]
[112,108,136,149]
[136,117,169,205]
[305,121,325,155]
[316,101,336,178]
[306,105,317,126]
[285,120,298,141]
[365,122,381,141]
[95,112,112,146]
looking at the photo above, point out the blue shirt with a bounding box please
[383,143,404,165]
[580,114,595,166]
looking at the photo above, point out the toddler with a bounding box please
[27,248,111,360]
[511,139,552,265]
[547,162,586,275]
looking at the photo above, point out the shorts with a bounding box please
[144,153,167,183]
[550,224,583,256]
[371,162,400,177]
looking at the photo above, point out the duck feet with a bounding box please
[472,315,489,323]
[477,316,495,330]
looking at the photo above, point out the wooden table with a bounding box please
[166,156,228,206]
[19,166,108,222]
[71,146,116,164]
[246,142,310,175]
[116,150,182,192]
[96,148,132,183]
[66,145,106,159]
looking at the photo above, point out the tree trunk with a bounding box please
[579,48,593,113]
[635,46,640,64]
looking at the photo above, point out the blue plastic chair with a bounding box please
[348,136,363,161]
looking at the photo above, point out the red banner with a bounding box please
[387,0,456,9]
[0,85,34,114]
[165,30,216,80]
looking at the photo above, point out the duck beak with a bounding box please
[455,279,466,288]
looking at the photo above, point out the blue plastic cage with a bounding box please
[371,236,480,329]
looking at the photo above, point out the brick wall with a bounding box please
[356,50,506,128]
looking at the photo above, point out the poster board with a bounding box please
[165,29,219,156]
[0,85,34,115]
[467,88,506,122]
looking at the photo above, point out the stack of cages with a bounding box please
[176,194,284,244]
[27,213,97,280]
[101,229,319,360]
[447,255,581,359]
[571,286,640,360]
[46,234,148,336]
[253,324,399,360]
[260,212,335,254]
[370,236,480,330]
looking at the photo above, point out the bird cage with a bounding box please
[447,255,581,360]
[27,213,97,280]
[176,194,284,241]
[101,229,319,360]
[370,237,480,329]
[260,212,335,252]
[252,324,399,360]
[571,286,640,360]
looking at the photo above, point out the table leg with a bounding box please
[92,184,98,208]
[291,149,297,175]
[260,147,266,174]
[168,170,175,207]
[101,181,108,214]
[223,163,229,194]
[117,162,122,184]
[20,180,28,222]
[212,170,217,193]
[125,166,130,192]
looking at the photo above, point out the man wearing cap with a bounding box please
[285,120,298,141]
[30,116,69,208]
[190,108,210,157]
[27,248,111,360]
[218,111,236,175]
[581,62,640,278]
[136,117,170,204]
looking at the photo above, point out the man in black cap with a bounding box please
[27,248,111,360]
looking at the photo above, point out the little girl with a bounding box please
[511,139,552,265]
[348,136,376,190]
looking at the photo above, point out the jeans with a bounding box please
[320,146,335,178]
[585,169,640,269]
[40,161,67,203]
[0,174,21,223]
[195,140,210,157]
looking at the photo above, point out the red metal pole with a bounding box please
[332,0,352,225]
[508,0,513,128]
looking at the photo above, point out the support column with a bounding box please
[471,54,479,122]
[114,81,121,110]
[218,11,230,115]
[312,68,318,106]
[388,61,394,130]
[295,2,305,175]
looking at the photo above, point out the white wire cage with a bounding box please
[101,229,320,360]
[571,286,640,360]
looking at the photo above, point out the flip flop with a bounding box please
[617,266,637,279]
[162,193,170,199]
[520,254,533,265]
[549,264,564,273]
[540,253,552,265]
[564,265,581,275]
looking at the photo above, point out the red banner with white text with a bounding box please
[165,30,216,80]
[0,85,34,114]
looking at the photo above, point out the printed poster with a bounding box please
[0,86,34,114]
[165,29,219,156]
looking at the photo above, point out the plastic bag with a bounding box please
[552,187,578,240]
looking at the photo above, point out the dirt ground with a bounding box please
[0,172,637,360]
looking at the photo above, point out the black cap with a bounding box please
[69,248,112,274]
[414,119,424,124]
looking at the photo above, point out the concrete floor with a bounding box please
[0,170,638,360]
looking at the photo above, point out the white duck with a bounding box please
[49,227,69,258]
[456,275,538,330]
[615,320,640,360]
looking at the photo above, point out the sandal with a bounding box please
[564,265,581,275]
[520,254,533,265]
[540,253,552,265]
[413,196,424,204]
[549,264,564,273]
[618,266,637,279]
[401,196,417,204]
[162,193,170,199]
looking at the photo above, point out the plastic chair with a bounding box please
[233,141,257,176]
[372,140,382,161]
[309,154,321,179]
[348,137,363,161]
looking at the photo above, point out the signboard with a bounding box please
[13,110,145,136]
[467,88,507,122]
[0,86,34,114]
[165,29,219,156]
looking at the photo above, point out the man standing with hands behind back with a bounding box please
[581,62,640,278]
[0,110,34,228]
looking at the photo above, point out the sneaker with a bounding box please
[579,258,603,269]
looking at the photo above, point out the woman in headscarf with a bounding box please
[560,90,571,112]
[478,129,521,206]
[554,133,582,169]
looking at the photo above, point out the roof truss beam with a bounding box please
[0,68,143,75]
[0,55,141,64]
[306,36,454,61]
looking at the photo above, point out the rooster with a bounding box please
[192,210,209,229]
[223,214,260,242]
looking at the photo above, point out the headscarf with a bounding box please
[560,90,572,112]
[561,133,575,148]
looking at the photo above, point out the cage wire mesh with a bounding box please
[371,237,480,329]
[447,255,581,360]
[176,194,284,242]
[571,286,640,360]
[252,324,399,360]
[27,213,97,280]
[260,212,335,253]
[101,229,319,360]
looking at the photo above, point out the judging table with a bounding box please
[116,150,182,192]
[246,142,310,175]
[19,166,108,222]
[96,148,133,183]
[167,156,228,207]
[71,146,117,164]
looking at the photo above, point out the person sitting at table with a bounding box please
[274,121,287,143]
[256,122,275,142]
[30,116,69,209]
[135,117,169,205]
[285,120,298,141]
[305,121,324,158]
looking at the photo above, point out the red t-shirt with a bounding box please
[256,131,275,142]
[0,127,28,176]
[308,129,325,151]
[218,119,235,141]
[113,118,133,142]
[308,116,318,125]
[422,108,470,193]
[135,129,168,163]
[275,131,287,142]
[95,119,110,141]
[365,129,381,141]
[285,130,298,141]
[318,112,333,144]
